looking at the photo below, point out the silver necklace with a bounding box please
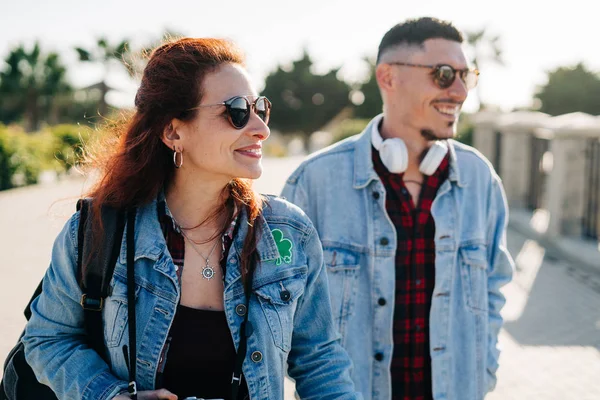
[166,205,221,281]
[179,229,220,281]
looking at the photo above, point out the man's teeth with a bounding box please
[242,148,261,154]
[434,105,459,115]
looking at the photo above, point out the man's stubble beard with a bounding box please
[420,121,456,141]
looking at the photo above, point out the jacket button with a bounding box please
[374,352,384,361]
[280,290,291,302]
[251,351,263,363]
[372,191,380,199]
[401,187,409,197]
[380,237,389,246]
[378,298,386,306]
[235,304,247,316]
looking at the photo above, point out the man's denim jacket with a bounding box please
[282,115,514,400]
[23,195,361,400]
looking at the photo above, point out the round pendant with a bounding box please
[201,265,215,280]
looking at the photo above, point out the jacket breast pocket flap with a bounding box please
[103,277,141,348]
[254,274,306,352]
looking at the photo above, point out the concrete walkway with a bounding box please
[1,157,598,399]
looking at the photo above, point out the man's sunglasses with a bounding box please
[189,95,272,129]
[388,62,479,90]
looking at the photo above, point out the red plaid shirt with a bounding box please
[372,147,450,400]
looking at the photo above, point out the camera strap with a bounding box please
[231,252,256,400]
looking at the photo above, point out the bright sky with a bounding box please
[1,0,597,113]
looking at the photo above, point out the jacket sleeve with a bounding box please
[286,227,362,400]
[485,176,515,392]
[23,212,128,400]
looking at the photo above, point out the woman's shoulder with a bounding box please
[60,208,82,249]
[260,194,314,234]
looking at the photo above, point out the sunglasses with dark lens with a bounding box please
[189,95,272,129]
[388,62,479,90]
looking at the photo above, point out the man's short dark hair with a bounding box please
[376,17,464,63]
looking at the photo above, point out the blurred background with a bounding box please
[1,0,599,399]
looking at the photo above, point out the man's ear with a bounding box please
[375,63,394,93]
[161,118,183,150]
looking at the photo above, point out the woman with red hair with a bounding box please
[23,38,360,400]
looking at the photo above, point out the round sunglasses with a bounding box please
[189,96,272,129]
[388,62,479,90]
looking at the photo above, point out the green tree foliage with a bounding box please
[331,118,370,143]
[0,123,92,190]
[535,63,600,116]
[455,114,473,146]
[0,43,70,131]
[262,51,352,136]
[465,28,504,110]
[50,124,92,172]
[75,37,129,115]
[353,58,382,119]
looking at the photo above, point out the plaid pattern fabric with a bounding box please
[372,147,449,400]
[158,212,237,281]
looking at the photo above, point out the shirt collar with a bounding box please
[353,114,465,188]
[157,189,238,241]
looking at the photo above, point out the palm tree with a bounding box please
[465,29,504,110]
[75,38,129,116]
[0,42,70,131]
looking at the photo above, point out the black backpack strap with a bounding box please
[125,208,138,399]
[23,280,43,321]
[76,198,126,361]
[22,200,124,325]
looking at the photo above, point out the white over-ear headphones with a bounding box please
[371,116,449,175]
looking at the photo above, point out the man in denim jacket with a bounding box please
[282,17,514,400]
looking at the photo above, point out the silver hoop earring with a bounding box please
[173,146,183,168]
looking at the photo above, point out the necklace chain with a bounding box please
[179,229,220,265]
[167,205,222,281]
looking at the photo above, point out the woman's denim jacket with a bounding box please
[281,115,514,400]
[23,194,361,400]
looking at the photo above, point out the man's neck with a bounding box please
[380,115,429,169]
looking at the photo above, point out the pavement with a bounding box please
[487,227,600,399]
[1,156,599,399]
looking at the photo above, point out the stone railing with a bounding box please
[472,111,600,240]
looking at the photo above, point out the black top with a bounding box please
[158,203,249,400]
[162,305,249,400]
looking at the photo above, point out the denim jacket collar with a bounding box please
[353,114,466,189]
[232,202,281,263]
[118,197,166,265]
[120,193,282,267]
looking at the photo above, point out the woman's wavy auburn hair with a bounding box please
[84,38,263,281]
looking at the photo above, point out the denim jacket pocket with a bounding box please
[323,246,360,335]
[103,277,141,348]
[459,244,489,314]
[254,273,306,352]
